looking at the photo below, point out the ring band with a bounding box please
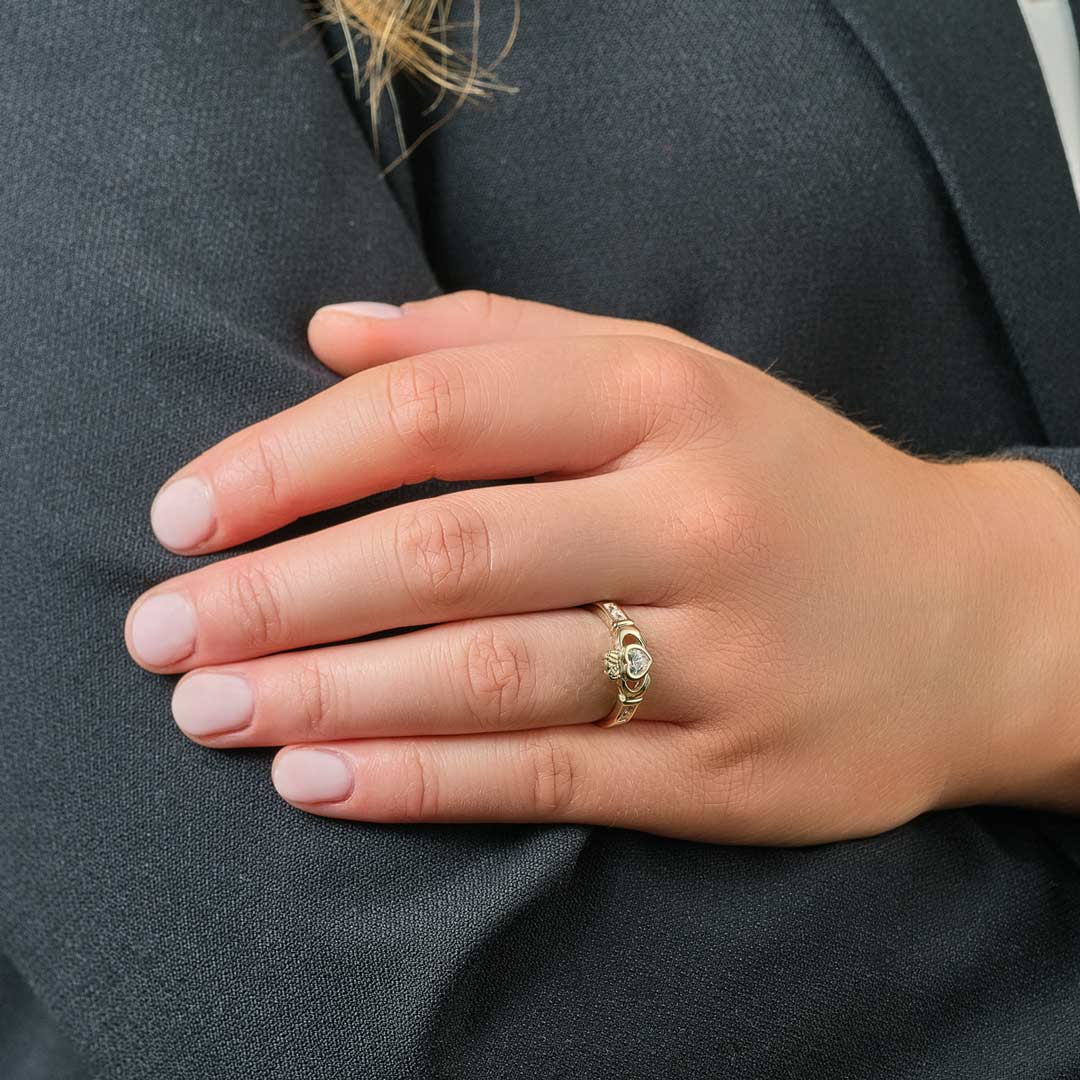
[588,602,653,727]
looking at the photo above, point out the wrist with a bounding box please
[936,456,1080,812]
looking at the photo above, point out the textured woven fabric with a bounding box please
[3,2,1080,1078]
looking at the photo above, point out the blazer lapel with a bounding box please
[828,0,1080,444]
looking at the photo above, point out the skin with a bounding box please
[124,292,1080,844]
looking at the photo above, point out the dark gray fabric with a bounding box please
[0,957,84,1080]
[830,0,1080,444]
[3,2,1080,1078]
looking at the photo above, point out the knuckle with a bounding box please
[689,719,772,825]
[293,655,341,738]
[447,289,501,324]
[459,626,535,730]
[398,743,440,821]
[226,562,289,651]
[384,353,468,464]
[709,489,763,557]
[671,486,777,576]
[650,343,719,425]
[629,321,711,355]
[234,430,300,517]
[393,499,493,613]
[715,494,773,564]
[524,734,580,817]
[626,318,678,341]
[608,339,718,442]
[633,336,699,390]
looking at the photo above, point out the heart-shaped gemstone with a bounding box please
[625,644,652,680]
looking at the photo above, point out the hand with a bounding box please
[124,293,1080,843]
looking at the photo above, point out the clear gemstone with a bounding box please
[625,645,651,679]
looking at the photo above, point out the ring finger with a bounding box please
[170,605,684,746]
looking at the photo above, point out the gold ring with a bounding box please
[588,602,652,727]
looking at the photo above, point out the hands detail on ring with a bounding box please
[124,292,1080,843]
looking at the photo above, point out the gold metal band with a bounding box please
[588,602,653,727]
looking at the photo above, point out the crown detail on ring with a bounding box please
[589,602,653,728]
[604,644,652,681]
[604,649,622,680]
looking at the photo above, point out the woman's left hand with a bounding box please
[125,293,1080,843]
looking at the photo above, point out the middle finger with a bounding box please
[125,475,673,673]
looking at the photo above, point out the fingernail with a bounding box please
[318,301,403,320]
[151,476,216,551]
[172,673,253,737]
[273,749,354,804]
[129,593,197,667]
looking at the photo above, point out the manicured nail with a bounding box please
[151,476,215,551]
[129,593,197,667]
[273,749,354,804]
[318,301,403,320]
[172,673,253,737]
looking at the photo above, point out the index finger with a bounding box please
[307,290,707,376]
[149,334,705,554]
